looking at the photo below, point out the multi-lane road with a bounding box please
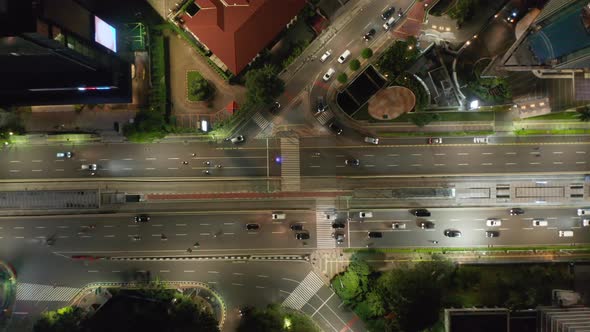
[1,135,589,180]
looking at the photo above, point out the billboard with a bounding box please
[94,16,117,52]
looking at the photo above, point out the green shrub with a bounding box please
[337,72,348,84]
[349,59,361,71]
[361,48,373,59]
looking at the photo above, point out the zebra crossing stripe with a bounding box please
[252,112,270,129]
[282,271,325,310]
[280,138,301,191]
[316,202,337,249]
[16,283,81,302]
[316,110,334,125]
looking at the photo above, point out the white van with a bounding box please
[559,230,574,237]
[382,17,396,30]
[272,212,286,220]
[577,208,590,216]
[532,219,548,227]
[320,50,332,62]
[338,50,351,63]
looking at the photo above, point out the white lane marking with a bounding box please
[168,157,180,160]
[434,153,446,156]
[363,154,375,157]
[256,286,265,289]
[103,225,114,228]
[122,158,133,161]
[388,154,399,156]
[55,169,64,171]
[505,152,516,155]
[151,224,163,227]
[505,162,517,165]
[553,151,563,154]
[365,165,375,167]
[529,162,541,165]
[32,169,42,172]
[411,154,422,156]
[57,226,69,229]
[184,270,195,273]
[529,152,541,155]
[13,227,24,229]
[576,161,586,164]
[9,161,20,163]
[145,168,156,170]
[223,223,233,225]
[160,270,170,273]
[176,224,187,226]
[208,271,219,274]
[200,233,210,236]
[9,170,19,173]
[127,225,139,228]
[257,275,269,278]
[481,163,493,166]
[387,164,399,167]
[200,223,210,226]
[553,162,563,165]
[458,163,469,166]
[458,153,469,156]
[576,151,586,154]
[233,272,244,276]
[410,164,422,167]
[104,235,115,238]
[99,158,110,161]
[232,283,244,286]
[434,164,445,166]
[482,152,493,155]
[223,232,234,235]
[88,270,99,273]
[175,234,187,236]
[146,157,156,160]
[168,167,179,170]
[35,226,46,229]
[522,228,533,230]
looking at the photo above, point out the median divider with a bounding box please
[106,254,310,262]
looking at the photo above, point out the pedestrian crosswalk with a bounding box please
[316,201,337,249]
[17,283,81,302]
[280,138,301,191]
[315,110,334,125]
[282,271,325,310]
[252,112,271,129]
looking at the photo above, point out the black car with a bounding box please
[412,209,431,217]
[328,122,343,135]
[381,6,395,20]
[332,222,345,229]
[269,101,281,114]
[420,221,435,229]
[485,231,499,238]
[295,232,310,240]
[134,215,150,223]
[444,229,462,238]
[509,208,524,216]
[363,28,376,41]
[345,159,360,167]
[290,224,303,231]
[367,231,383,238]
[316,97,326,113]
[246,223,260,231]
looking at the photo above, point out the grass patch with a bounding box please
[515,128,590,135]
[522,112,580,121]
[186,71,212,102]
[378,130,495,137]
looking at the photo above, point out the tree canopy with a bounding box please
[244,65,285,106]
[377,37,419,78]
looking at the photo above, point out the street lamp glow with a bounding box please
[8,132,13,136]
[201,120,208,132]
[469,100,479,110]
[283,317,292,329]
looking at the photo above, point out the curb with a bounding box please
[106,255,310,262]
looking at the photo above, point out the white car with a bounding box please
[323,68,336,81]
[230,135,245,144]
[486,218,502,227]
[582,219,590,227]
[473,137,489,144]
[392,222,406,229]
[532,219,548,227]
[364,137,379,145]
[338,50,351,64]
[56,151,72,158]
[320,50,332,62]
[382,16,396,30]
[271,213,286,220]
[577,208,590,216]
[359,211,373,218]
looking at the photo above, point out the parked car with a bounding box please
[295,232,310,240]
[363,29,376,41]
[367,231,383,238]
[345,159,360,166]
[420,221,435,229]
[509,208,524,215]
[246,223,260,231]
[381,6,395,20]
[320,49,332,62]
[332,232,346,244]
[428,137,442,144]
[56,151,73,158]
[582,219,590,227]
[230,135,245,144]
[134,215,150,223]
[485,231,499,238]
[364,137,379,144]
[316,96,327,113]
[486,218,502,227]
[473,137,489,144]
[559,230,574,237]
[532,219,548,227]
[269,101,281,114]
[338,50,351,63]
[392,222,406,229]
[328,122,343,135]
[444,229,462,238]
[577,208,590,216]
[323,68,336,81]
[81,164,98,171]
[382,16,397,30]
[272,212,286,220]
[412,209,431,217]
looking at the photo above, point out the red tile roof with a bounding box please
[182,0,306,75]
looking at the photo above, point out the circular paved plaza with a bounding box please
[368,86,416,120]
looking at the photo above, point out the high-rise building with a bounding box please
[0,0,132,106]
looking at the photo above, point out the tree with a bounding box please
[577,106,590,122]
[377,39,419,78]
[245,65,285,106]
[448,0,479,25]
[34,306,85,332]
[331,253,372,304]
[410,112,440,127]
[337,72,348,84]
[361,48,373,59]
[349,59,360,71]
[189,75,212,101]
